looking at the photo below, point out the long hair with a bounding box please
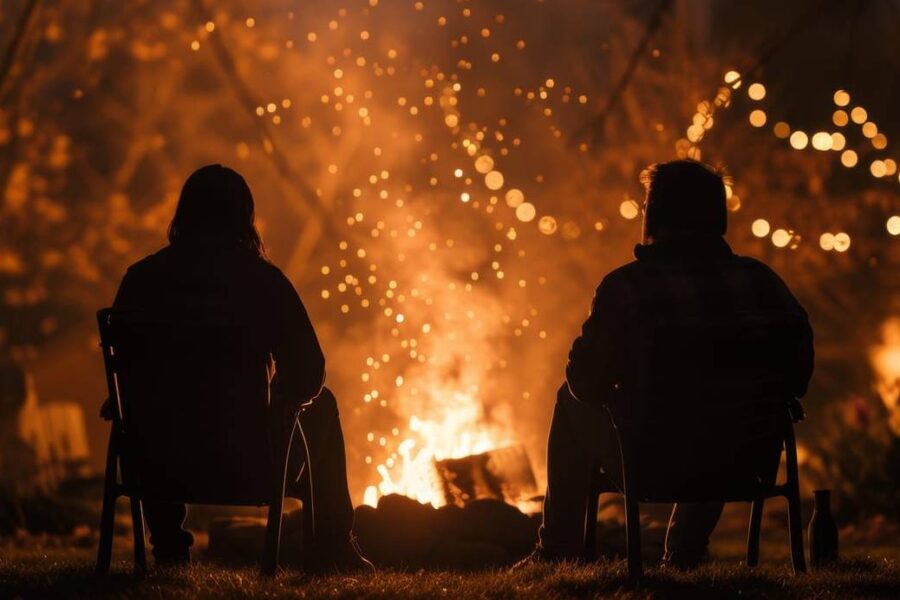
[167,164,267,258]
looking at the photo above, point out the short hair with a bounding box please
[639,160,728,238]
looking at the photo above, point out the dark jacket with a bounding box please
[566,237,814,410]
[113,243,325,414]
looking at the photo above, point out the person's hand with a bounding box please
[788,397,806,423]
[100,397,113,421]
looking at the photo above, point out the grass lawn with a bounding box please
[1,543,898,599]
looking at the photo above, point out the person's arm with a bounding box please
[101,268,141,420]
[565,277,626,406]
[762,266,814,420]
[271,271,326,413]
[764,269,814,399]
[112,268,140,309]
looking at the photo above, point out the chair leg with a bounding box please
[747,498,764,567]
[130,498,147,573]
[262,496,284,576]
[95,433,118,576]
[624,494,643,580]
[787,492,806,574]
[584,489,600,562]
[784,425,807,574]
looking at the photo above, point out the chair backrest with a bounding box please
[97,308,277,505]
[616,312,802,502]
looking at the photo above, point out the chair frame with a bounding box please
[583,408,806,580]
[94,308,297,576]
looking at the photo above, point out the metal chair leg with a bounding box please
[96,432,118,576]
[784,425,806,574]
[584,489,600,562]
[624,494,643,580]
[262,497,284,576]
[747,498,764,567]
[130,498,147,573]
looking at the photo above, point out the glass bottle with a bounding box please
[808,489,838,568]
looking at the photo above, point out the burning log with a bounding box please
[435,445,537,508]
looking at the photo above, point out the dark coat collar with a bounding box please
[633,236,734,263]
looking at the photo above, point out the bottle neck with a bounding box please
[814,490,831,512]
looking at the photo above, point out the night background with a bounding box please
[0,0,898,598]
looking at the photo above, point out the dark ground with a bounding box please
[1,537,898,599]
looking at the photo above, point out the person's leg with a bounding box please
[292,387,354,545]
[142,501,193,564]
[538,384,622,559]
[662,502,724,568]
[289,387,372,572]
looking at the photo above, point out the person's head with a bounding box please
[639,159,727,243]
[168,164,267,257]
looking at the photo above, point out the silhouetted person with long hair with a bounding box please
[520,160,813,569]
[110,164,371,572]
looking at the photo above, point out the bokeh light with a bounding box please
[619,200,640,220]
[751,218,771,237]
[515,202,536,222]
[772,228,792,247]
[749,110,766,127]
[833,232,851,252]
[748,83,766,100]
[841,150,858,167]
[833,89,850,106]
[789,131,808,150]
[887,215,900,236]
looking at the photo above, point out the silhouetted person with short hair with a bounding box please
[109,164,372,572]
[520,160,813,569]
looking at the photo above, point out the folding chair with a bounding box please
[582,314,808,580]
[95,307,304,576]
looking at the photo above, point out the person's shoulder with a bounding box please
[599,259,647,288]
[242,252,297,291]
[591,260,647,303]
[124,246,173,276]
[730,253,787,282]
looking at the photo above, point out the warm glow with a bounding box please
[749,109,766,127]
[474,155,495,174]
[819,232,835,251]
[789,131,808,150]
[773,121,790,139]
[538,215,558,234]
[841,149,858,167]
[771,228,791,247]
[850,106,867,124]
[723,70,741,88]
[751,218,771,237]
[811,131,832,151]
[619,199,640,219]
[833,232,851,252]
[832,110,849,126]
[833,89,850,106]
[747,83,766,100]
[887,215,900,236]
[516,202,536,222]
[484,170,505,190]
[830,132,846,151]
[862,122,878,138]
[505,188,524,208]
